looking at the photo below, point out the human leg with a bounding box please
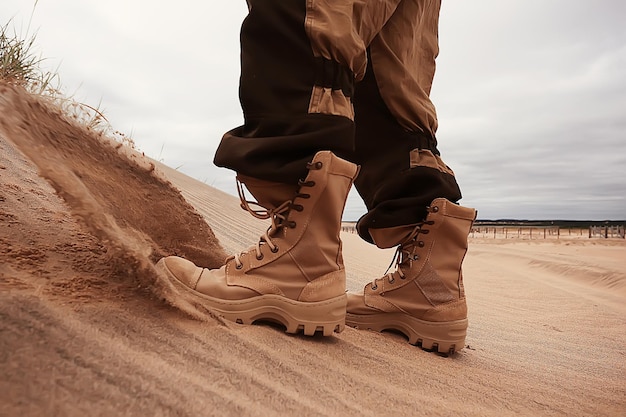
[346,0,477,353]
[158,0,374,335]
[158,0,476,345]
[159,150,357,335]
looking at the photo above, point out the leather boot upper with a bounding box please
[162,151,359,303]
[347,198,476,322]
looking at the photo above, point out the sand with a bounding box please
[1,83,625,416]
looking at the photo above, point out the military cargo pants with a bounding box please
[214,0,462,243]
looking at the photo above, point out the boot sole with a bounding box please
[157,259,346,336]
[345,313,467,354]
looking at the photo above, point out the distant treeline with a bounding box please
[474,220,625,228]
[341,219,625,229]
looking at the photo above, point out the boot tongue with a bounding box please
[369,223,421,249]
[236,174,298,210]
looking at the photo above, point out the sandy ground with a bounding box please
[1,84,625,416]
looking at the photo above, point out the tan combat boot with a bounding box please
[157,151,359,336]
[346,198,476,354]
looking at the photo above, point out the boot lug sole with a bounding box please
[157,259,346,336]
[345,313,467,354]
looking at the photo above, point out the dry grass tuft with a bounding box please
[0,3,134,147]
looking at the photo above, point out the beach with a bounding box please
[1,84,625,416]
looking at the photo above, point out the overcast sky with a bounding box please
[3,0,625,220]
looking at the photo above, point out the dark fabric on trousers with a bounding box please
[352,55,462,242]
[214,0,462,242]
[214,0,355,183]
[216,116,354,184]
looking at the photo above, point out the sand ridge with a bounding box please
[1,84,625,416]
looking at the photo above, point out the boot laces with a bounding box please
[369,215,435,290]
[229,162,322,268]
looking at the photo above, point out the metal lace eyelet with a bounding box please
[235,263,243,270]
[432,206,439,213]
[271,246,279,253]
[256,253,264,261]
[417,241,425,247]
[371,283,378,290]
[388,277,395,284]
[288,221,297,228]
[412,254,419,261]
[314,161,323,169]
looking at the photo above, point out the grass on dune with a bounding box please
[0,3,134,147]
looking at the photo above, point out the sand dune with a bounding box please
[1,84,625,416]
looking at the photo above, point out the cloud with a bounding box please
[432,0,626,219]
[2,0,624,220]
